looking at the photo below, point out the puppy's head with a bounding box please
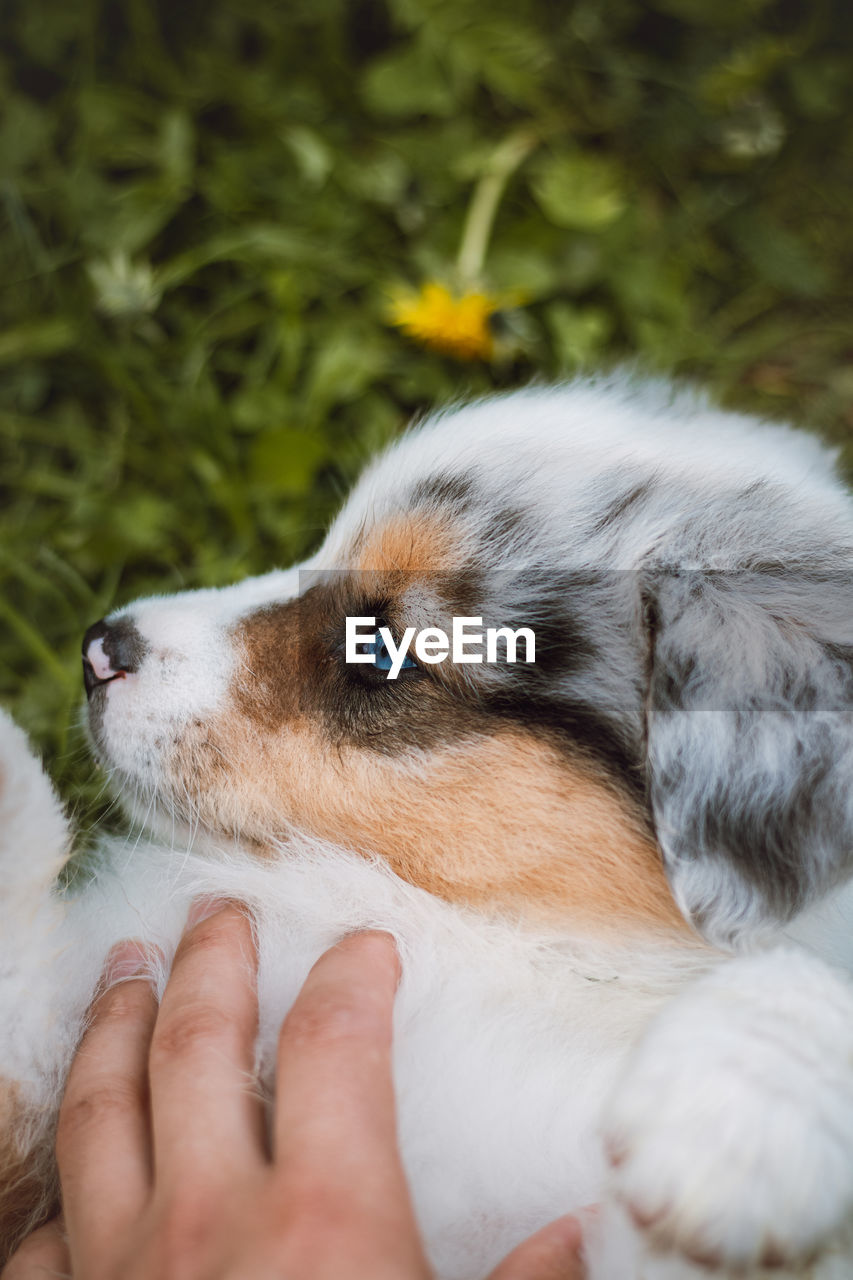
[84,379,853,947]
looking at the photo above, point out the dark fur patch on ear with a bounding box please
[646,568,853,946]
[679,756,834,921]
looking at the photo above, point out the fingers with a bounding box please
[56,943,157,1265]
[274,932,424,1266]
[1,1218,70,1280]
[487,1215,587,1280]
[51,915,581,1280]
[148,901,263,1189]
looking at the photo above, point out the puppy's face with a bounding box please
[85,382,853,946]
[85,496,678,935]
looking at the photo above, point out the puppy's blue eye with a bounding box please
[361,635,416,671]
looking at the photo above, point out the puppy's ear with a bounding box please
[645,568,853,949]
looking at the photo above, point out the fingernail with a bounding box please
[103,939,151,984]
[186,895,228,930]
[339,930,402,986]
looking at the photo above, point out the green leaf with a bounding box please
[728,212,829,297]
[531,153,627,232]
[109,494,174,555]
[158,226,316,290]
[231,384,291,434]
[285,126,334,187]
[159,109,195,189]
[700,38,795,108]
[304,332,389,415]
[546,303,613,367]
[0,94,52,172]
[362,43,456,118]
[0,319,76,364]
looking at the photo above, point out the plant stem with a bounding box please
[455,130,538,290]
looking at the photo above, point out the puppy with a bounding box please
[3,372,853,1278]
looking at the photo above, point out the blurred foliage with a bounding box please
[1,0,852,828]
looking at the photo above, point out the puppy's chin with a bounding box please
[116,789,271,858]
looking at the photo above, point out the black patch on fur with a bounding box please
[471,571,648,797]
[256,580,495,757]
[649,652,697,711]
[410,472,475,510]
[435,567,487,619]
[501,576,596,676]
[738,479,772,499]
[488,505,527,546]
[589,480,654,535]
[667,735,836,920]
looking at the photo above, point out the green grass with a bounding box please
[2,0,852,830]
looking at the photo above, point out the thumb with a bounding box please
[486,1214,587,1280]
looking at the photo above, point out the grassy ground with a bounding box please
[2,0,852,830]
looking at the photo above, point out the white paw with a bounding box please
[603,949,853,1272]
[0,709,69,889]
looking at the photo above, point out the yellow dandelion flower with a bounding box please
[389,282,500,361]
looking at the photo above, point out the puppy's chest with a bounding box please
[247,909,697,1271]
[63,843,709,1278]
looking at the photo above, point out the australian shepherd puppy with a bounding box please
[3,373,853,1278]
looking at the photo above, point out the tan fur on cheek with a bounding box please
[191,718,688,937]
[310,734,687,934]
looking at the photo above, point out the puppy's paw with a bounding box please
[603,949,853,1272]
[0,709,69,887]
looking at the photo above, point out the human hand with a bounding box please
[3,905,587,1279]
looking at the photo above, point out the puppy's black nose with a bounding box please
[82,618,146,698]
